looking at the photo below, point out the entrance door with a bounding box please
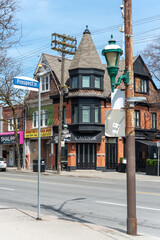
[76,144,96,169]
[105,138,118,169]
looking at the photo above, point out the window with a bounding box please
[151,113,157,129]
[72,77,78,89]
[40,74,50,92]
[33,111,37,128]
[82,105,90,122]
[141,79,148,93]
[95,106,99,123]
[32,110,47,128]
[73,106,78,123]
[95,76,100,89]
[82,76,90,88]
[135,110,140,127]
[8,118,20,131]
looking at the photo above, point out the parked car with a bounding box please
[0,157,7,171]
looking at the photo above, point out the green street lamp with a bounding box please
[102,35,129,92]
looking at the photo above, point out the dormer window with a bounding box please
[72,77,78,89]
[82,76,90,88]
[141,79,148,94]
[40,74,50,92]
[95,76,100,89]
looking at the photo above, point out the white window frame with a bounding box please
[8,118,20,131]
[40,74,50,92]
[32,110,47,128]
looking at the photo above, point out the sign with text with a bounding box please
[25,128,52,138]
[0,134,20,144]
[105,110,125,137]
[13,76,39,91]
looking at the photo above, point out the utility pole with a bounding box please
[51,33,77,174]
[120,0,125,59]
[124,0,137,235]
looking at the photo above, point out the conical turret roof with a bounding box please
[69,26,104,70]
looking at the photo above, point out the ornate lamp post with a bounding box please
[102,35,129,92]
[102,34,138,235]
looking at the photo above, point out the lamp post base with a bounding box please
[127,217,137,235]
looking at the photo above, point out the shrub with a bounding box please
[146,159,159,166]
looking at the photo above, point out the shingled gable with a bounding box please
[26,53,72,101]
[69,26,104,71]
[103,55,154,97]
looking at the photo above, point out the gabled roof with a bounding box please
[35,53,72,85]
[69,27,104,71]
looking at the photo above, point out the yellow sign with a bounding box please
[25,128,52,138]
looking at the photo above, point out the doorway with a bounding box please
[105,138,118,169]
[76,143,96,169]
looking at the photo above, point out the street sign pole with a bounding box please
[157,141,160,177]
[158,147,159,177]
[37,81,41,220]
[13,76,41,220]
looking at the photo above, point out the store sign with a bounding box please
[71,132,102,143]
[25,128,52,138]
[0,135,18,144]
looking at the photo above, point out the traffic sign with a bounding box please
[13,76,39,91]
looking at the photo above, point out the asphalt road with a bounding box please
[0,172,160,237]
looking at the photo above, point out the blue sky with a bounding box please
[9,0,160,82]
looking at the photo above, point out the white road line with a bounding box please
[0,187,15,191]
[96,201,160,212]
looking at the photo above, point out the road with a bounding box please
[0,172,160,237]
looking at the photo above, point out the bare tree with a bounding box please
[0,53,24,170]
[142,37,160,82]
[0,0,19,50]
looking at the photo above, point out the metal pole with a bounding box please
[37,81,41,220]
[125,0,137,235]
[158,147,159,177]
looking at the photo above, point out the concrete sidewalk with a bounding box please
[0,205,160,240]
[7,167,160,181]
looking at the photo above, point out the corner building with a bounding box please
[52,27,106,171]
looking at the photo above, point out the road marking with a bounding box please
[96,201,160,212]
[137,191,160,196]
[0,187,15,191]
[0,177,36,183]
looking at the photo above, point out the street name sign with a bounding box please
[13,76,39,91]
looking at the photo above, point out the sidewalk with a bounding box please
[7,167,160,181]
[0,205,160,240]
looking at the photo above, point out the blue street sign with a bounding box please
[13,76,39,91]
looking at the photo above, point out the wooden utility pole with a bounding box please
[124,0,137,235]
[51,33,76,174]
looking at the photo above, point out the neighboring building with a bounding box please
[25,27,160,171]
[0,105,24,167]
[24,54,71,169]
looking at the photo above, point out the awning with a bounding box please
[136,140,157,146]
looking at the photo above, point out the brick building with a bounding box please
[25,27,160,171]
[0,105,24,167]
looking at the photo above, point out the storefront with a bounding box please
[0,131,23,167]
[25,128,53,169]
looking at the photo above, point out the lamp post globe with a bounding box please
[102,35,123,92]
